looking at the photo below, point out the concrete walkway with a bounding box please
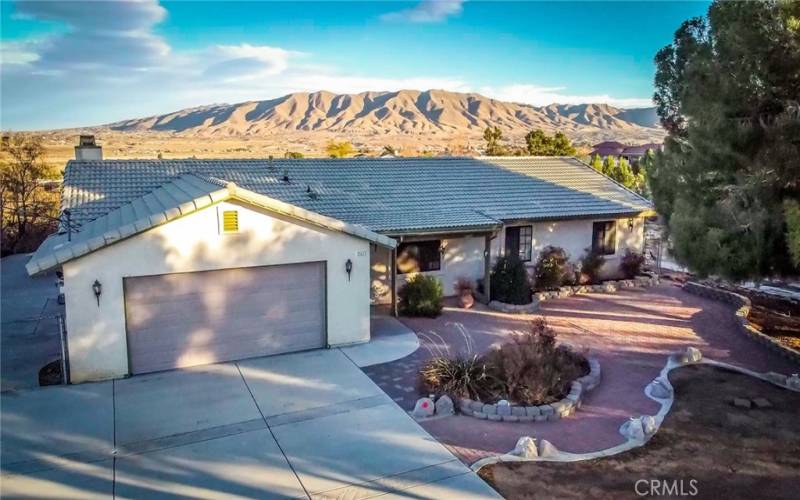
[340,316,420,367]
[364,283,799,464]
[1,349,499,499]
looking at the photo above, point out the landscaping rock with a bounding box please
[732,397,752,409]
[764,372,788,385]
[650,379,673,399]
[538,439,559,458]
[685,346,703,362]
[641,415,657,435]
[512,436,538,459]
[787,374,800,390]
[435,395,454,416]
[412,397,435,418]
[525,406,541,417]
[752,397,772,409]
[518,415,534,423]
[469,400,485,412]
[472,410,488,420]
[497,400,511,416]
[511,406,527,417]
[539,404,554,417]
[488,414,502,422]
[482,403,497,415]
[621,417,645,440]
[502,415,519,422]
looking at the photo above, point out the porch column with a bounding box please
[483,233,492,304]
[391,246,398,316]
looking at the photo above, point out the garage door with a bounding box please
[123,262,326,374]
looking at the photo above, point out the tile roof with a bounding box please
[27,174,396,275]
[60,156,651,235]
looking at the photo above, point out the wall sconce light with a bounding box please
[345,259,353,281]
[627,218,635,230]
[92,279,102,306]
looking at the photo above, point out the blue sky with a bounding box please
[1,1,710,130]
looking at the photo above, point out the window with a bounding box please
[592,221,617,255]
[505,226,533,261]
[397,240,441,274]
[222,210,239,233]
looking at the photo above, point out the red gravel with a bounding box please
[366,283,798,464]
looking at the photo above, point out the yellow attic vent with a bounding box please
[222,210,239,233]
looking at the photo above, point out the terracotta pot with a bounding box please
[459,290,474,309]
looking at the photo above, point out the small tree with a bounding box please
[589,154,604,172]
[1,134,59,255]
[525,129,576,156]
[579,248,605,284]
[620,249,646,279]
[490,256,532,304]
[483,126,507,155]
[381,145,397,156]
[533,246,571,290]
[284,151,304,159]
[325,140,355,158]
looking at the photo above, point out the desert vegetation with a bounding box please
[419,319,588,405]
[398,274,444,317]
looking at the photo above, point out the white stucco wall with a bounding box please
[492,216,645,279]
[370,235,486,304]
[63,200,372,383]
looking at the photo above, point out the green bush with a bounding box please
[579,248,605,284]
[620,250,646,279]
[490,256,532,305]
[399,274,443,317]
[533,246,571,290]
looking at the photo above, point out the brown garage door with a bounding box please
[124,262,326,374]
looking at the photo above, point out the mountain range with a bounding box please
[102,90,662,143]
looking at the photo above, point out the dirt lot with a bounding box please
[479,365,800,499]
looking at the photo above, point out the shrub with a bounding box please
[454,277,475,295]
[533,246,571,290]
[490,256,532,304]
[418,355,499,401]
[620,249,646,279]
[484,319,588,405]
[399,274,443,317]
[579,248,605,284]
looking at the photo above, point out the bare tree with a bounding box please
[1,134,60,255]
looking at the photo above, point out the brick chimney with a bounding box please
[75,135,102,160]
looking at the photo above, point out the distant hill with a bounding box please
[99,89,662,141]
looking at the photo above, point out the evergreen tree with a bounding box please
[483,126,506,155]
[651,0,800,280]
[589,154,603,172]
[524,129,576,155]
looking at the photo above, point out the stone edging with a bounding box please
[456,358,601,423]
[487,274,660,315]
[534,274,660,303]
[470,348,800,470]
[682,281,800,365]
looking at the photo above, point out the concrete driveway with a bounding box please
[1,254,64,391]
[0,349,499,499]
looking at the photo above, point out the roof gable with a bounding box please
[27,174,395,275]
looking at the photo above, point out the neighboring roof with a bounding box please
[60,156,651,236]
[27,174,396,275]
[621,143,663,156]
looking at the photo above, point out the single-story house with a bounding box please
[28,140,652,383]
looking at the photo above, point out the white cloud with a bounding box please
[479,84,654,108]
[381,0,464,23]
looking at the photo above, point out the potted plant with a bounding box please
[454,277,475,309]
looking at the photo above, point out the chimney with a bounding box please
[75,135,102,160]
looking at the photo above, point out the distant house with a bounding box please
[28,137,652,383]
[591,142,663,162]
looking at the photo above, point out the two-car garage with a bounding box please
[123,262,327,375]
